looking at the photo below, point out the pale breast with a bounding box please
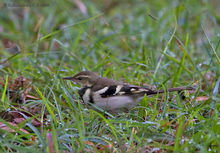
[92,93,141,112]
[79,86,145,112]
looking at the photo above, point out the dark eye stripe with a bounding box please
[100,85,117,98]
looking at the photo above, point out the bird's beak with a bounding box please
[63,76,75,80]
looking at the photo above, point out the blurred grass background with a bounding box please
[0,0,220,152]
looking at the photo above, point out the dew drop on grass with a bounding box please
[152,148,160,152]
[2,134,6,138]
[184,147,188,152]
[189,139,193,144]
[181,139,184,144]
[147,139,152,143]
[102,135,112,141]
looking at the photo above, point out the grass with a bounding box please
[0,0,220,152]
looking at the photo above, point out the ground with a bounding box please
[0,0,220,152]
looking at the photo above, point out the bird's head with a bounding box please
[63,71,100,87]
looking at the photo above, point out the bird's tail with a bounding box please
[145,86,195,95]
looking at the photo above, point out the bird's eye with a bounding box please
[77,77,82,80]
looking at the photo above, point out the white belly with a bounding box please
[81,88,143,112]
[92,94,141,112]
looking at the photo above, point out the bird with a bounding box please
[63,71,194,113]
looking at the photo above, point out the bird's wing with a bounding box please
[94,84,155,98]
[92,77,123,91]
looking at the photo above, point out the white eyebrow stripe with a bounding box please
[95,87,109,94]
[114,85,123,95]
[75,75,90,78]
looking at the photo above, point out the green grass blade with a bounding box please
[201,24,220,64]
[1,75,9,110]
[154,17,177,77]
[36,88,57,126]
[40,13,103,41]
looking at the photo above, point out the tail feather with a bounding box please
[145,86,195,95]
